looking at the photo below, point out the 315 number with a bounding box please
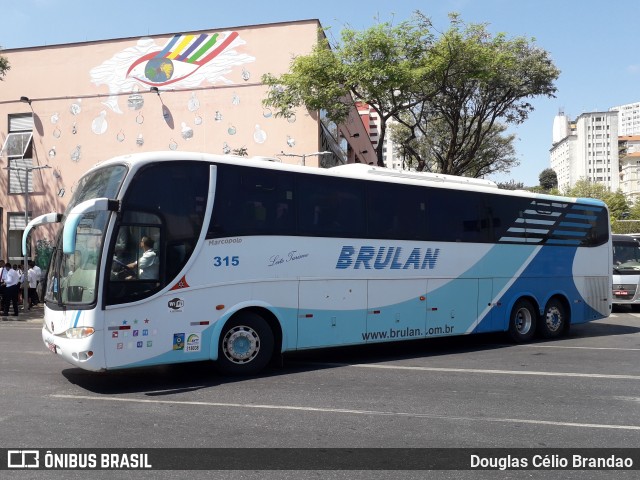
[213,256,240,267]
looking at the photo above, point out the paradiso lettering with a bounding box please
[336,246,441,270]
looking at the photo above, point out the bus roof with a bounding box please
[90,151,606,207]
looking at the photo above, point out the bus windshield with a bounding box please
[45,165,127,306]
[613,238,640,274]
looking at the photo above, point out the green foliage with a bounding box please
[496,180,525,190]
[539,168,558,191]
[263,15,438,167]
[0,47,10,80]
[563,179,629,224]
[35,238,54,270]
[231,147,248,157]
[262,12,559,176]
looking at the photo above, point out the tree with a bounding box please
[539,168,558,191]
[0,46,10,80]
[392,14,559,176]
[391,115,519,177]
[262,14,439,167]
[262,13,559,176]
[564,179,629,221]
[497,179,525,190]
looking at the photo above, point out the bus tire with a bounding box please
[539,298,567,339]
[508,299,537,343]
[216,312,274,376]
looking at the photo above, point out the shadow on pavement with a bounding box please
[60,318,640,397]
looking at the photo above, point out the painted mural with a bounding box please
[90,31,255,113]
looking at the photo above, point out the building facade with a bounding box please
[611,101,640,137]
[619,135,640,204]
[550,110,619,192]
[0,20,374,264]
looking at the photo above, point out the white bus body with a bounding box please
[29,152,612,375]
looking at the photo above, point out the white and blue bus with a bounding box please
[26,152,612,375]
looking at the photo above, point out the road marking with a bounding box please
[339,363,640,380]
[52,393,640,431]
[522,344,640,352]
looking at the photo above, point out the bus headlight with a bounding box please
[64,327,95,339]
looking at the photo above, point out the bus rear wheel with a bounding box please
[539,298,567,339]
[216,312,274,376]
[508,299,537,343]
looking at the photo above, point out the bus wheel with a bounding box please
[540,298,567,339]
[508,299,537,343]
[216,312,274,376]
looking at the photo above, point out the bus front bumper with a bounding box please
[42,327,106,371]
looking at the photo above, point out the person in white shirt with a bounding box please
[127,236,159,280]
[27,261,38,309]
[33,263,42,305]
[2,263,20,316]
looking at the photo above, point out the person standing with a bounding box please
[33,262,42,305]
[0,260,6,311]
[27,261,38,310]
[2,263,19,317]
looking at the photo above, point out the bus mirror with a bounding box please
[62,198,119,255]
[22,212,63,256]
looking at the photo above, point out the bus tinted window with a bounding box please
[367,182,427,240]
[297,174,365,238]
[206,163,608,247]
[106,161,209,305]
[210,165,295,237]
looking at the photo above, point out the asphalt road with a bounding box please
[2,307,640,479]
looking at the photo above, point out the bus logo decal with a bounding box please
[173,333,185,350]
[336,246,440,270]
[170,276,190,290]
[186,334,201,353]
[168,298,185,311]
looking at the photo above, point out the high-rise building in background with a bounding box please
[550,110,619,192]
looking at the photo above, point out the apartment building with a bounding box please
[550,110,619,192]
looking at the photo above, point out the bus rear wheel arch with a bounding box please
[215,311,275,376]
[539,296,569,339]
[508,298,537,343]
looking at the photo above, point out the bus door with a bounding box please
[425,278,489,337]
[365,280,427,343]
[297,280,367,348]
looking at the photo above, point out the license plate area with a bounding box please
[46,341,57,354]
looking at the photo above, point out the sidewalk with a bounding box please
[0,303,44,324]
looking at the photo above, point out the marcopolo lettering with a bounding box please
[336,246,440,270]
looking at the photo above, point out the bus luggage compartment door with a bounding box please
[297,280,367,348]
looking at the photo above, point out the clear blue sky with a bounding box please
[2,0,638,186]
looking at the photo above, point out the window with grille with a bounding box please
[1,114,34,194]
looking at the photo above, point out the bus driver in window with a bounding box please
[127,236,159,280]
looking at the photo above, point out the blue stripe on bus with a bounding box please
[558,222,591,229]
[553,230,587,237]
[546,239,581,245]
[565,213,597,221]
[572,203,603,211]
[73,310,81,328]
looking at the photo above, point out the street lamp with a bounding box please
[4,164,51,310]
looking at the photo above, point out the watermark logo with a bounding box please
[8,450,39,468]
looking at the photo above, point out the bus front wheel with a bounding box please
[508,299,537,343]
[216,312,274,376]
[539,298,567,339]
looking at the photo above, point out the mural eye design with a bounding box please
[126,31,240,87]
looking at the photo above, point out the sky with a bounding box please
[1,0,639,186]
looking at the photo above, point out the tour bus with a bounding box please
[25,151,612,375]
[612,234,640,307]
